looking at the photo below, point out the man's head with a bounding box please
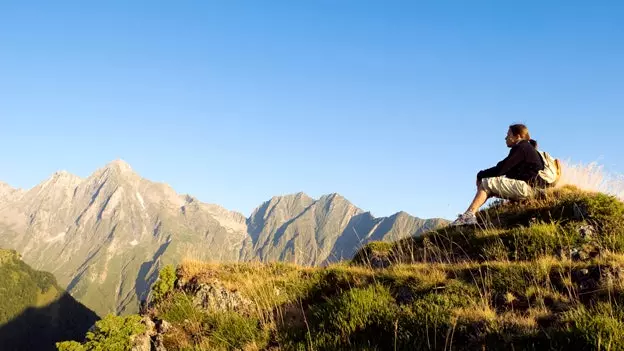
[506,124,531,147]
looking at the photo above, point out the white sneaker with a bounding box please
[450,212,478,226]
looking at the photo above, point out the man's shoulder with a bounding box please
[514,140,533,150]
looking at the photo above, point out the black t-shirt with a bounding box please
[477,140,545,183]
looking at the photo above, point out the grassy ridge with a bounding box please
[152,257,624,350]
[59,186,624,350]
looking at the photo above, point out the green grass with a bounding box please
[155,291,269,350]
[60,188,624,350]
[147,258,624,350]
[352,187,624,265]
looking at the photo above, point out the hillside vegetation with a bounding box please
[59,186,624,350]
[0,249,98,350]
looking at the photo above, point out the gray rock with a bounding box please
[154,334,167,351]
[190,279,253,314]
[572,266,623,294]
[130,316,170,351]
[157,319,172,334]
[131,317,157,351]
[578,225,596,239]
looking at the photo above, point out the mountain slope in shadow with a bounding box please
[0,249,98,351]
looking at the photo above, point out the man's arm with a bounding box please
[477,145,524,180]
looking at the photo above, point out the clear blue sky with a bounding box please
[1,1,623,220]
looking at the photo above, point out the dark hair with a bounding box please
[529,139,538,148]
[509,124,531,141]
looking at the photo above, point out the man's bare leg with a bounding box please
[466,185,489,214]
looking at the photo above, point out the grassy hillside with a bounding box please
[59,186,624,350]
[0,249,98,350]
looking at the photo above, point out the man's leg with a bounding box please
[466,184,490,214]
[471,177,533,214]
[451,182,491,226]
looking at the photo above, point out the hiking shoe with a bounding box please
[450,212,478,226]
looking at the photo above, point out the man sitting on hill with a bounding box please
[451,124,546,226]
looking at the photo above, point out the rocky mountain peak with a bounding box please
[316,192,362,215]
[252,192,315,221]
[84,159,139,192]
[30,170,82,199]
[268,192,313,204]
[106,159,133,172]
[48,170,83,186]
[390,211,412,219]
[93,159,136,180]
[318,192,348,204]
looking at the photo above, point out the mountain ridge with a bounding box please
[0,160,448,316]
[1,161,432,222]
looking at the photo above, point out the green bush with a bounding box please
[154,291,268,350]
[159,292,203,324]
[151,264,177,302]
[55,342,86,351]
[558,303,624,350]
[56,314,146,351]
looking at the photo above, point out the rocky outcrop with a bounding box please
[131,316,171,351]
[184,278,253,315]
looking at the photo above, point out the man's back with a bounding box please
[506,140,544,182]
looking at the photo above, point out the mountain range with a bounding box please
[0,160,447,316]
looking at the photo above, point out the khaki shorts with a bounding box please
[481,176,534,200]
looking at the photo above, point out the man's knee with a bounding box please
[478,180,487,191]
[479,179,494,197]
